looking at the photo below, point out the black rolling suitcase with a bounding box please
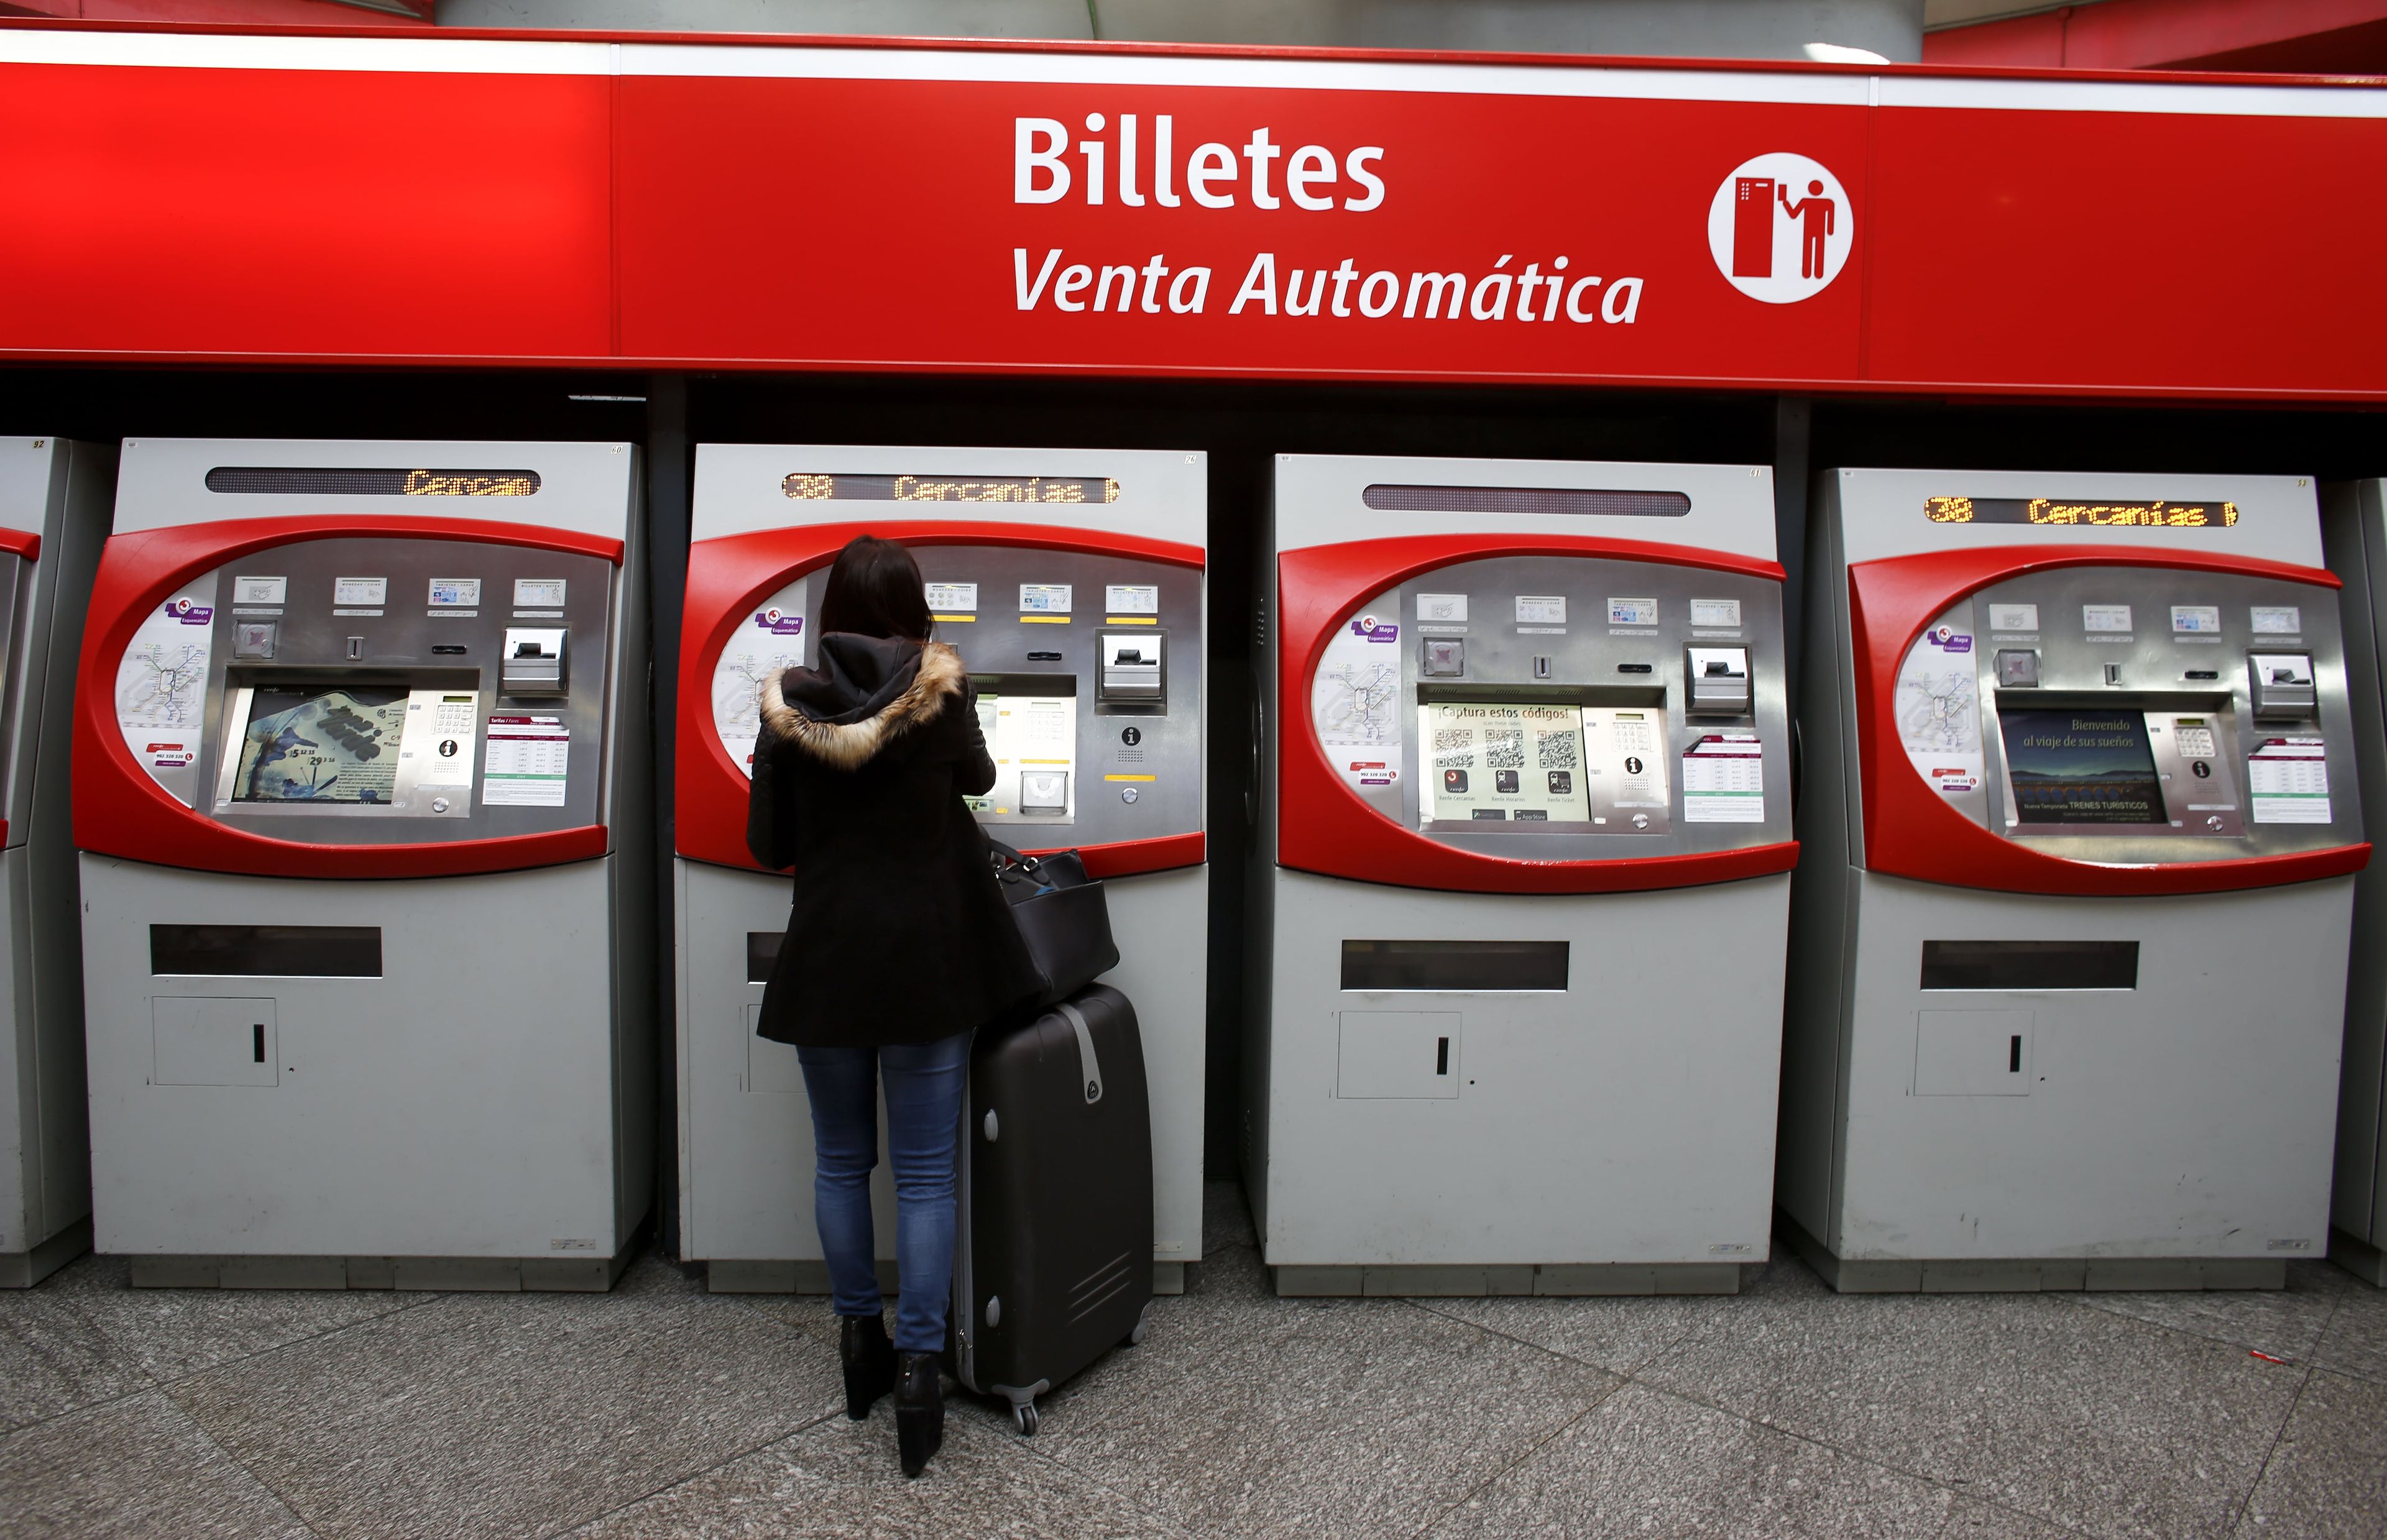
[950,983,1154,1435]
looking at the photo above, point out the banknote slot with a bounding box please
[152,924,383,978]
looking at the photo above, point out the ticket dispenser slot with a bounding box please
[1095,630,1166,706]
[502,628,568,698]
[2249,652,2316,720]
[1685,646,1752,717]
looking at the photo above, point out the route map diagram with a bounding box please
[1315,661,1400,747]
[116,641,210,729]
[712,648,805,739]
[1897,667,1980,754]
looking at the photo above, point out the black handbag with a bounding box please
[987,839,1120,1006]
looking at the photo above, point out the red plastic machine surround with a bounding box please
[1849,543,2370,896]
[1277,533,1800,895]
[72,515,625,879]
[676,519,1208,879]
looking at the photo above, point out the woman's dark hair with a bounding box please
[815,534,933,641]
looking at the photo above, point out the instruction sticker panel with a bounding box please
[485,715,570,807]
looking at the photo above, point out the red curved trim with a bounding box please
[1849,543,2369,896]
[675,519,1207,875]
[0,529,39,562]
[73,515,622,879]
[1277,533,1791,896]
[1026,830,1205,881]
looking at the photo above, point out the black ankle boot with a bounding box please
[895,1351,944,1477]
[838,1315,896,1421]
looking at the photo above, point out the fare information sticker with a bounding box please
[2249,736,2330,823]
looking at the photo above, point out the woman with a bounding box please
[747,534,1041,1478]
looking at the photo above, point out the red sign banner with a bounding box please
[2,27,2385,400]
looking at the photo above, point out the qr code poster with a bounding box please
[1422,702,1591,823]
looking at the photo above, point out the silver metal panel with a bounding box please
[83,855,633,1260]
[124,534,615,840]
[1833,871,2347,1262]
[1259,868,1788,1269]
[1315,553,1791,858]
[1273,454,1775,561]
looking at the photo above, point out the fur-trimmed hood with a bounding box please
[761,635,965,772]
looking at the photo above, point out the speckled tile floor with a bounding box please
[1,1183,2382,1540]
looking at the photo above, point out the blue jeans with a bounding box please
[796,1032,971,1354]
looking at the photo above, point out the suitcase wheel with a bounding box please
[1011,1400,1040,1437]
[1128,1301,1153,1347]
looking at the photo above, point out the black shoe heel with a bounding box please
[895,1351,944,1477]
[839,1315,896,1421]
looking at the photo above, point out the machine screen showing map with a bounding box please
[1423,702,1591,824]
[1999,708,2165,825]
[231,684,407,804]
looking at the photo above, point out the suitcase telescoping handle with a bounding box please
[1055,998,1103,1105]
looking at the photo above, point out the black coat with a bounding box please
[747,634,1043,1048]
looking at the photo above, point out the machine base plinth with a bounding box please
[126,1237,638,1293]
[2330,1227,2387,1288]
[1781,1213,2288,1293]
[1271,1262,1745,1297]
[706,1257,1187,1296]
[0,1216,93,1288]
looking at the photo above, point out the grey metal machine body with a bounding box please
[0,439,112,1286]
[1780,467,2358,1292]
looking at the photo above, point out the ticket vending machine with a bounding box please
[1248,455,1798,1295]
[0,439,111,1285]
[1782,469,2365,1291]
[76,439,651,1289]
[2322,479,2387,1286]
[676,446,1207,1293]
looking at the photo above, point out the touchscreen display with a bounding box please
[1423,702,1590,823]
[2000,708,2166,826]
[231,684,408,804]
